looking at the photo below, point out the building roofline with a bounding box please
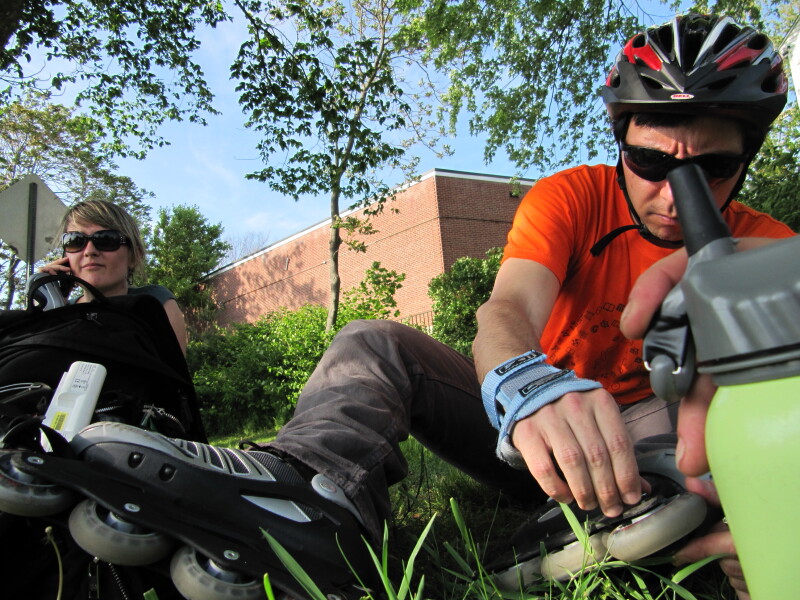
[205,168,535,278]
[422,167,536,185]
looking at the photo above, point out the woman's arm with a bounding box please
[162,298,188,355]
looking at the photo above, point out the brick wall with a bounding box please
[206,169,533,327]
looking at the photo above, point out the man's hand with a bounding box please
[675,477,749,599]
[511,387,641,517]
[619,249,714,475]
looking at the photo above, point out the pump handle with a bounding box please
[667,164,733,257]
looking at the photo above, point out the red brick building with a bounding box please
[206,169,534,327]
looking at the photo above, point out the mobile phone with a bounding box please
[58,250,75,296]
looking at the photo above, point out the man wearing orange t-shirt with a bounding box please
[470,15,792,597]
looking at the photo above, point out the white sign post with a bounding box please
[0,174,68,279]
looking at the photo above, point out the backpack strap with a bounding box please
[27,274,107,312]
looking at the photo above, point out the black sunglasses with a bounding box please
[621,143,747,182]
[61,230,130,253]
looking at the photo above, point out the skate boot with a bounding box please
[488,448,714,589]
[0,421,376,600]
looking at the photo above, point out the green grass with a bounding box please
[209,434,737,600]
[208,427,279,449]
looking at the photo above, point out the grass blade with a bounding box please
[262,529,328,600]
[672,553,728,584]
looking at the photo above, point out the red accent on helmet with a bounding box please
[716,42,765,71]
[623,41,663,71]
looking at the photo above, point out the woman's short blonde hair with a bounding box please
[60,201,146,281]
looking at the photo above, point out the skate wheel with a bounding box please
[491,555,543,591]
[540,532,609,582]
[0,453,74,516]
[170,545,264,600]
[606,492,706,562]
[68,499,174,566]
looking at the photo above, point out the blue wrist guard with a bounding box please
[481,350,602,467]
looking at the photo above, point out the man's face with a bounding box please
[622,116,746,242]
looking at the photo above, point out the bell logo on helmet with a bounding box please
[670,93,694,100]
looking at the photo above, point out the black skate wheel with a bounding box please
[0,453,74,517]
[68,499,175,566]
[605,492,706,562]
[170,545,264,600]
[540,532,609,582]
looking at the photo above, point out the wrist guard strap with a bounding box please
[481,350,601,467]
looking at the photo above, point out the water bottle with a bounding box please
[645,165,800,599]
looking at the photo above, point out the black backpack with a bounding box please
[0,274,206,441]
[0,274,207,599]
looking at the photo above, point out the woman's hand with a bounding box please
[38,256,71,277]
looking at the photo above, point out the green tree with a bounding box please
[737,1,800,230]
[147,205,231,330]
[402,0,778,174]
[232,0,445,331]
[339,261,406,322]
[1,0,228,157]
[428,247,502,356]
[738,105,800,231]
[0,91,151,309]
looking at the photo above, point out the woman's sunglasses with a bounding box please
[61,230,130,253]
[621,143,747,182]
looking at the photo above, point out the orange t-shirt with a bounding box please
[503,164,794,405]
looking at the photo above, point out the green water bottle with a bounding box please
[645,165,800,600]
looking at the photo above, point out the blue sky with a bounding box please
[25,5,730,253]
[85,6,708,255]
[23,12,617,255]
[109,16,601,251]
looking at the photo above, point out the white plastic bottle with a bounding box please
[42,362,107,448]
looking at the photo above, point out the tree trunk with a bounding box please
[325,188,342,332]
[2,253,21,310]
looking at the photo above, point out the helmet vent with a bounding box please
[682,34,704,69]
[655,25,674,54]
[747,34,768,50]
[631,33,646,48]
[713,24,741,53]
[641,75,663,90]
[762,72,781,93]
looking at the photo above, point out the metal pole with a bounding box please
[27,181,38,280]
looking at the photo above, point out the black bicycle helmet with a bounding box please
[589,14,789,256]
[602,14,788,132]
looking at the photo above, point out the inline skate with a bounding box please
[488,448,712,588]
[0,421,375,600]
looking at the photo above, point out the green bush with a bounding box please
[188,263,405,436]
[188,305,335,436]
[428,248,502,356]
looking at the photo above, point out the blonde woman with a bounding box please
[39,200,187,354]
